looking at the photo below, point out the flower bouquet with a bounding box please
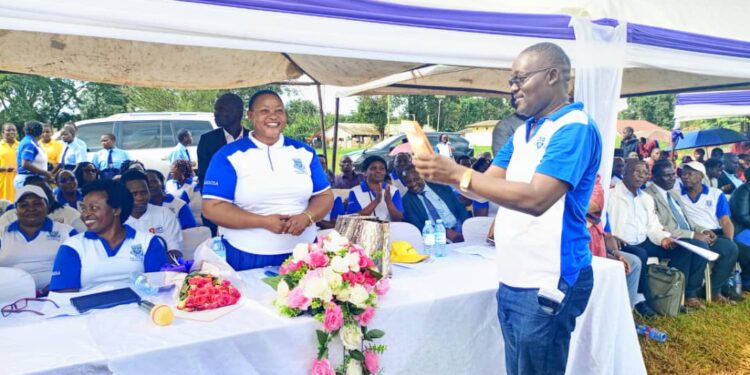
[176,272,241,312]
[264,231,389,375]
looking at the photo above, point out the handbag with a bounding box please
[647,264,685,317]
[335,215,391,277]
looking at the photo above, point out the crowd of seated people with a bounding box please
[603,133,750,317]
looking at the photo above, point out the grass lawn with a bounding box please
[637,297,750,374]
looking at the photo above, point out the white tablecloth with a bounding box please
[1,243,645,375]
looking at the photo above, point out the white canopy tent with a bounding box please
[674,90,750,125]
[2,0,750,182]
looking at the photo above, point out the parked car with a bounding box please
[347,132,473,170]
[74,112,217,174]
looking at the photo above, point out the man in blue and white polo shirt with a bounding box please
[414,43,600,374]
[679,161,741,302]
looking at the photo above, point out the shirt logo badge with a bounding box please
[130,244,144,261]
[292,158,306,174]
[46,231,61,241]
[536,137,546,149]
[148,226,164,234]
[706,200,713,208]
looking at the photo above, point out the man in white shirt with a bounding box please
[121,170,183,259]
[678,161,742,303]
[608,159,686,317]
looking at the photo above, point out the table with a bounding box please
[1,243,645,374]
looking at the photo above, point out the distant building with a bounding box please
[461,120,497,147]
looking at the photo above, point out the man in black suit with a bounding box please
[198,93,249,235]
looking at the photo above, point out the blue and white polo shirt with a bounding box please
[125,204,183,251]
[492,102,601,292]
[678,183,730,230]
[0,218,76,289]
[202,133,330,255]
[16,135,47,175]
[346,181,404,221]
[158,194,198,229]
[49,225,168,291]
[165,177,199,204]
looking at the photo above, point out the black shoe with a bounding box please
[723,288,746,302]
[635,302,658,319]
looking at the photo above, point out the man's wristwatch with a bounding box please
[459,169,473,192]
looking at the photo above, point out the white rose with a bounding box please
[323,231,350,252]
[346,253,361,273]
[340,324,362,350]
[345,360,363,375]
[292,243,310,263]
[331,256,349,274]
[348,285,370,308]
[323,267,343,290]
[276,279,290,306]
[336,287,351,302]
[303,276,332,301]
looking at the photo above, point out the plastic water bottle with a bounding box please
[734,265,742,294]
[131,273,158,297]
[211,236,226,260]
[434,219,446,257]
[635,324,668,342]
[422,220,435,256]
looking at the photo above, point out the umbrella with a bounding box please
[673,128,748,150]
[389,143,413,156]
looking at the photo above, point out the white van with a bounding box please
[75,112,217,174]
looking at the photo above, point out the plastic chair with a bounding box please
[462,216,495,243]
[0,267,35,305]
[182,226,212,260]
[390,222,424,253]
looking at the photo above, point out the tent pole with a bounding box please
[332,98,340,176]
[316,84,327,162]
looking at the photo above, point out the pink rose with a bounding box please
[356,306,375,326]
[364,351,379,374]
[309,250,329,268]
[287,287,311,309]
[322,304,344,331]
[375,278,390,296]
[279,264,289,275]
[287,261,303,272]
[311,358,335,375]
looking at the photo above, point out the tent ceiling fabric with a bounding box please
[0,30,303,89]
[286,54,423,86]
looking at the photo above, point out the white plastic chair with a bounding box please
[0,267,35,305]
[462,216,495,243]
[181,226,212,260]
[390,221,424,253]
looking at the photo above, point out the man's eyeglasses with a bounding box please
[508,67,553,88]
[1,298,59,317]
[58,177,76,184]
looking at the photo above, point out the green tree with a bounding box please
[77,83,128,119]
[619,94,676,129]
[353,96,389,137]
[284,99,321,141]
[0,73,80,127]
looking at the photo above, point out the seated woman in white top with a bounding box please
[202,90,333,271]
[0,186,76,294]
[49,180,169,292]
[145,169,198,229]
[0,176,86,232]
[346,155,404,221]
[165,159,199,204]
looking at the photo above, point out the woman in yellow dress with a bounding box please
[0,123,19,201]
[41,123,63,172]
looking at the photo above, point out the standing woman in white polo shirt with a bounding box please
[49,180,169,292]
[202,90,334,271]
[0,185,76,294]
[14,121,51,189]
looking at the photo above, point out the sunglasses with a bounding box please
[508,67,553,88]
[58,177,76,183]
[1,298,59,317]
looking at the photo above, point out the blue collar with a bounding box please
[84,225,137,257]
[7,218,54,242]
[524,102,583,141]
[680,183,709,203]
[163,194,175,204]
